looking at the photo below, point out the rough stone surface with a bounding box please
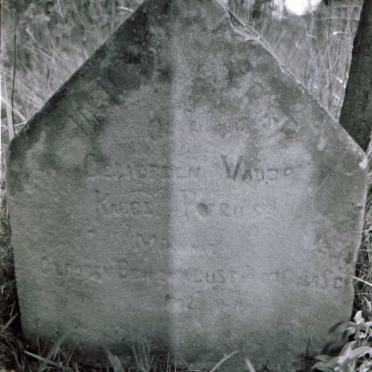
[7,0,368,370]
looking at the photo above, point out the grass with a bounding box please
[226,0,363,120]
[0,0,371,370]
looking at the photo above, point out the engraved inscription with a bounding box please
[166,292,202,312]
[70,109,101,137]
[41,253,350,294]
[205,269,238,285]
[86,158,201,182]
[179,189,278,218]
[94,190,159,218]
[279,118,300,139]
[41,256,165,285]
[262,268,350,290]
[41,256,118,284]
[97,198,155,217]
[221,155,294,182]
[167,289,250,314]
[317,238,354,265]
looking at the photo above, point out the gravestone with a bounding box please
[7,0,368,370]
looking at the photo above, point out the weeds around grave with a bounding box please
[312,306,372,372]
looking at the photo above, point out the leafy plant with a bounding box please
[312,303,372,372]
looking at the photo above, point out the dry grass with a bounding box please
[227,0,363,120]
[1,0,141,134]
[1,0,362,134]
[0,0,371,371]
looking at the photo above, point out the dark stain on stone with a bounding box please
[94,0,174,103]
[197,203,209,217]
[191,77,217,107]
[84,152,110,178]
[226,46,253,86]
[157,66,173,83]
[7,0,173,194]
[7,113,45,194]
[279,117,300,140]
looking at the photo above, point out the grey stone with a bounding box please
[6,0,368,370]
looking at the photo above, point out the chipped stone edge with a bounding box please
[214,0,369,162]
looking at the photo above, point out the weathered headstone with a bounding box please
[7,0,368,370]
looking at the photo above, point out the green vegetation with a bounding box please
[313,307,372,371]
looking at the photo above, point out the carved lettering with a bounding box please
[97,197,154,217]
[118,259,129,279]
[221,155,295,182]
[148,115,170,139]
[221,155,243,180]
[181,192,278,218]
[90,161,201,182]
[317,238,351,266]
[263,268,345,290]
[206,269,226,284]
[267,168,279,181]
[333,276,349,289]
[71,110,101,137]
[219,202,230,217]
[137,233,157,250]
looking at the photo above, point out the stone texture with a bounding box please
[6,0,368,370]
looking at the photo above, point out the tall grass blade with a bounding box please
[209,350,238,372]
